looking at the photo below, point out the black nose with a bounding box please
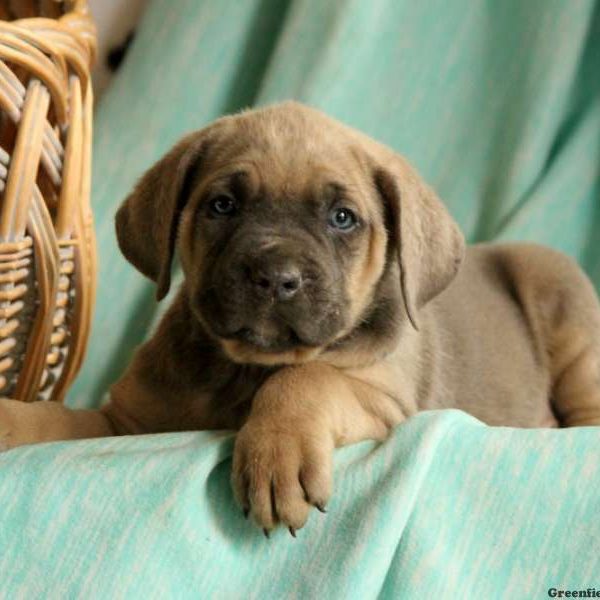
[247,261,303,301]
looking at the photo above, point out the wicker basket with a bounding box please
[0,0,96,403]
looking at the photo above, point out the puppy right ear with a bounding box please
[115,132,207,301]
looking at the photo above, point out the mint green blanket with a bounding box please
[1,0,600,597]
[1,411,598,598]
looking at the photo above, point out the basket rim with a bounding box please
[0,1,91,23]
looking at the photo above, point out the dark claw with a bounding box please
[315,503,327,513]
[243,508,249,519]
[263,528,270,539]
[289,526,297,538]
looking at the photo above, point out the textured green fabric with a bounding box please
[1,0,599,597]
[1,411,599,598]
[69,0,600,407]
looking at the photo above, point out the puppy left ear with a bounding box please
[374,156,465,330]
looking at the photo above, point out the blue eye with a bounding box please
[328,207,357,231]
[209,195,237,216]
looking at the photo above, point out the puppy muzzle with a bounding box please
[196,254,344,353]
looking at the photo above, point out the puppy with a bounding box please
[2,101,600,535]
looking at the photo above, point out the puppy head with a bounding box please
[116,102,464,365]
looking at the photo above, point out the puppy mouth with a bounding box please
[193,288,346,363]
[226,326,308,353]
[218,325,324,366]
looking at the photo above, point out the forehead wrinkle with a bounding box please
[208,118,370,207]
[263,155,367,204]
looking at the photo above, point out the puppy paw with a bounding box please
[232,420,333,535]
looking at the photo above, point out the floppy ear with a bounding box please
[374,155,465,330]
[115,132,207,301]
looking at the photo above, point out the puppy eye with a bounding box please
[209,195,237,217]
[328,207,357,231]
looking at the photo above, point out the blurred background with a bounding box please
[70,0,600,408]
[89,0,147,98]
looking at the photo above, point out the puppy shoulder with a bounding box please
[466,242,600,335]
[469,242,589,288]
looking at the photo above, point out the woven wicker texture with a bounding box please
[0,0,96,403]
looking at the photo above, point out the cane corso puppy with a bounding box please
[2,102,600,535]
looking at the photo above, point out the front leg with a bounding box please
[0,397,116,450]
[232,362,404,535]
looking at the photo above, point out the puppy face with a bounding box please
[177,116,389,364]
[116,102,465,366]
